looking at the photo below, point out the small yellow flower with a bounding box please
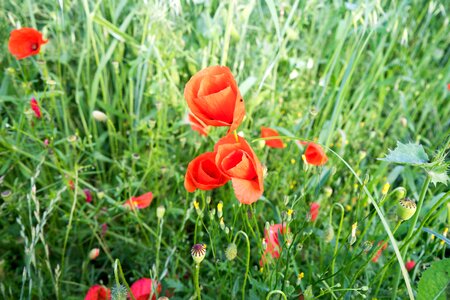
[287,209,294,217]
[441,228,448,245]
[301,155,307,164]
[291,159,296,164]
[382,182,390,195]
[193,200,200,210]
[217,201,223,216]
[298,272,304,280]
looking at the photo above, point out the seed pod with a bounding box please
[397,198,417,221]
[191,244,207,264]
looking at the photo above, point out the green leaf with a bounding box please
[417,258,450,300]
[427,165,450,186]
[379,141,429,166]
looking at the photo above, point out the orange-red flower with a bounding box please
[8,28,48,59]
[214,134,264,204]
[309,202,320,222]
[304,143,328,166]
[405,260,416,272]
[123,192,153,209]
[188,113,209,136]
[260,223,287,265]
[184,152,229,192]
[130,278,161,300]
[30,98,41,118]
[261,127,285,148]
[84,285,111,300]
[184,66,245,132]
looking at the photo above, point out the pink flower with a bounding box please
[129,278,161,300]
[405,260,416,272]
[309,202,320,222]
[84,189,93,203]
[30,97,41,118]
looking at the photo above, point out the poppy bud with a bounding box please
[92,110,108,122]
[324,187,333,198]
[156,205,165,219]
[191,244,207,264]
[88,248,100,260]
[225,243,237,261]
[397,198,417,221]
[324,225,335,243]
[392,187,407,200]
[405,260,416,272]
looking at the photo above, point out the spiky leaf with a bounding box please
[380,141,429,166]
[427,165,450,186]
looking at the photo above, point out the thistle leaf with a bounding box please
[379,141,429,166]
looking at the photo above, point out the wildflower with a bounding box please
[67,135,77,143]
[405,260,416,272]
[309,202,320,222]
[184,66,245,132]
[88,248,100,260]
[219,217,225,230]
[214,134,264,204]
[217,201,223,218]
[397,198,417,221]
[225,243,237,261]
[101,223,108,236]
[30,98,42,118]
[130,278,162,300]
[260,224,287,265]
[92,110,108,122]
[188,113,209,136]
[68,179,75,190]
[349,222,358,246]
[156,205,165,219]
[123,192,154,209]
[381,182,390,195]
[191,244,207,264]
[184,152,229,192]
[84,189,93,203]
[304,143,328,166]
[286,209,294,222]
[372,241,388,263]
[8,28,48,59]
[84,285,110,300]
[260,126,285,148]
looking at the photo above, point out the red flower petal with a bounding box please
[30,98,42,118]
[309,202,320,222]
[129,278,161,300]
[304,143,328,166]
[123,192,153,209]
[84,285,111,300]
[8,28,48,59]
[261,126,285,148]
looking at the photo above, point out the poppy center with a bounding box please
[31,43,38,51]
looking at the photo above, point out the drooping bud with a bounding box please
[397,198,417,221]
[225,243,237,261]
[324,186,333,198]
[348,222,358,246]
[324,225,335,243]
[92,110,108,122]
[88,248,100,260]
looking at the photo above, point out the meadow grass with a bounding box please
[0,0,449,299]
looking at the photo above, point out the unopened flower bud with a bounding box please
[191,244,207,264]
[381,182,390,195]
[349,222,358,245]
[324,187,333,198]
[92,110,108,122]
[225,243,237,261]
[1,190,12,199]
[397,198,417,221]
[89,248,100,260]
[217,201,223,218]
[156,205,165,219]
[219,217,225,230]
[392,187,406,200]
[324,225,335,243]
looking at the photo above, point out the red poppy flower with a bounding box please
[30,98,42,118]
[304,143,328,166]
[214,134,264,204]
[405,260,416,272]
[84,285,111,300]
[123,192,153,209]
[8,28,48,59]
[260,223,287,265]
[188,113,209,136]
[129,278,162,300]
[372,241,388,263]
[261,127,285,148]
[84,189,93,203]
[309,202,320,222]
[185,152,229,192]
[184,66,245,132]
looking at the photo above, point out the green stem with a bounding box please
[114,259,135,300]
[391,175,431,299]
[266,290,287,300]
[194,263,202,300]
[233,230,250,300]
[330,203,345,287]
